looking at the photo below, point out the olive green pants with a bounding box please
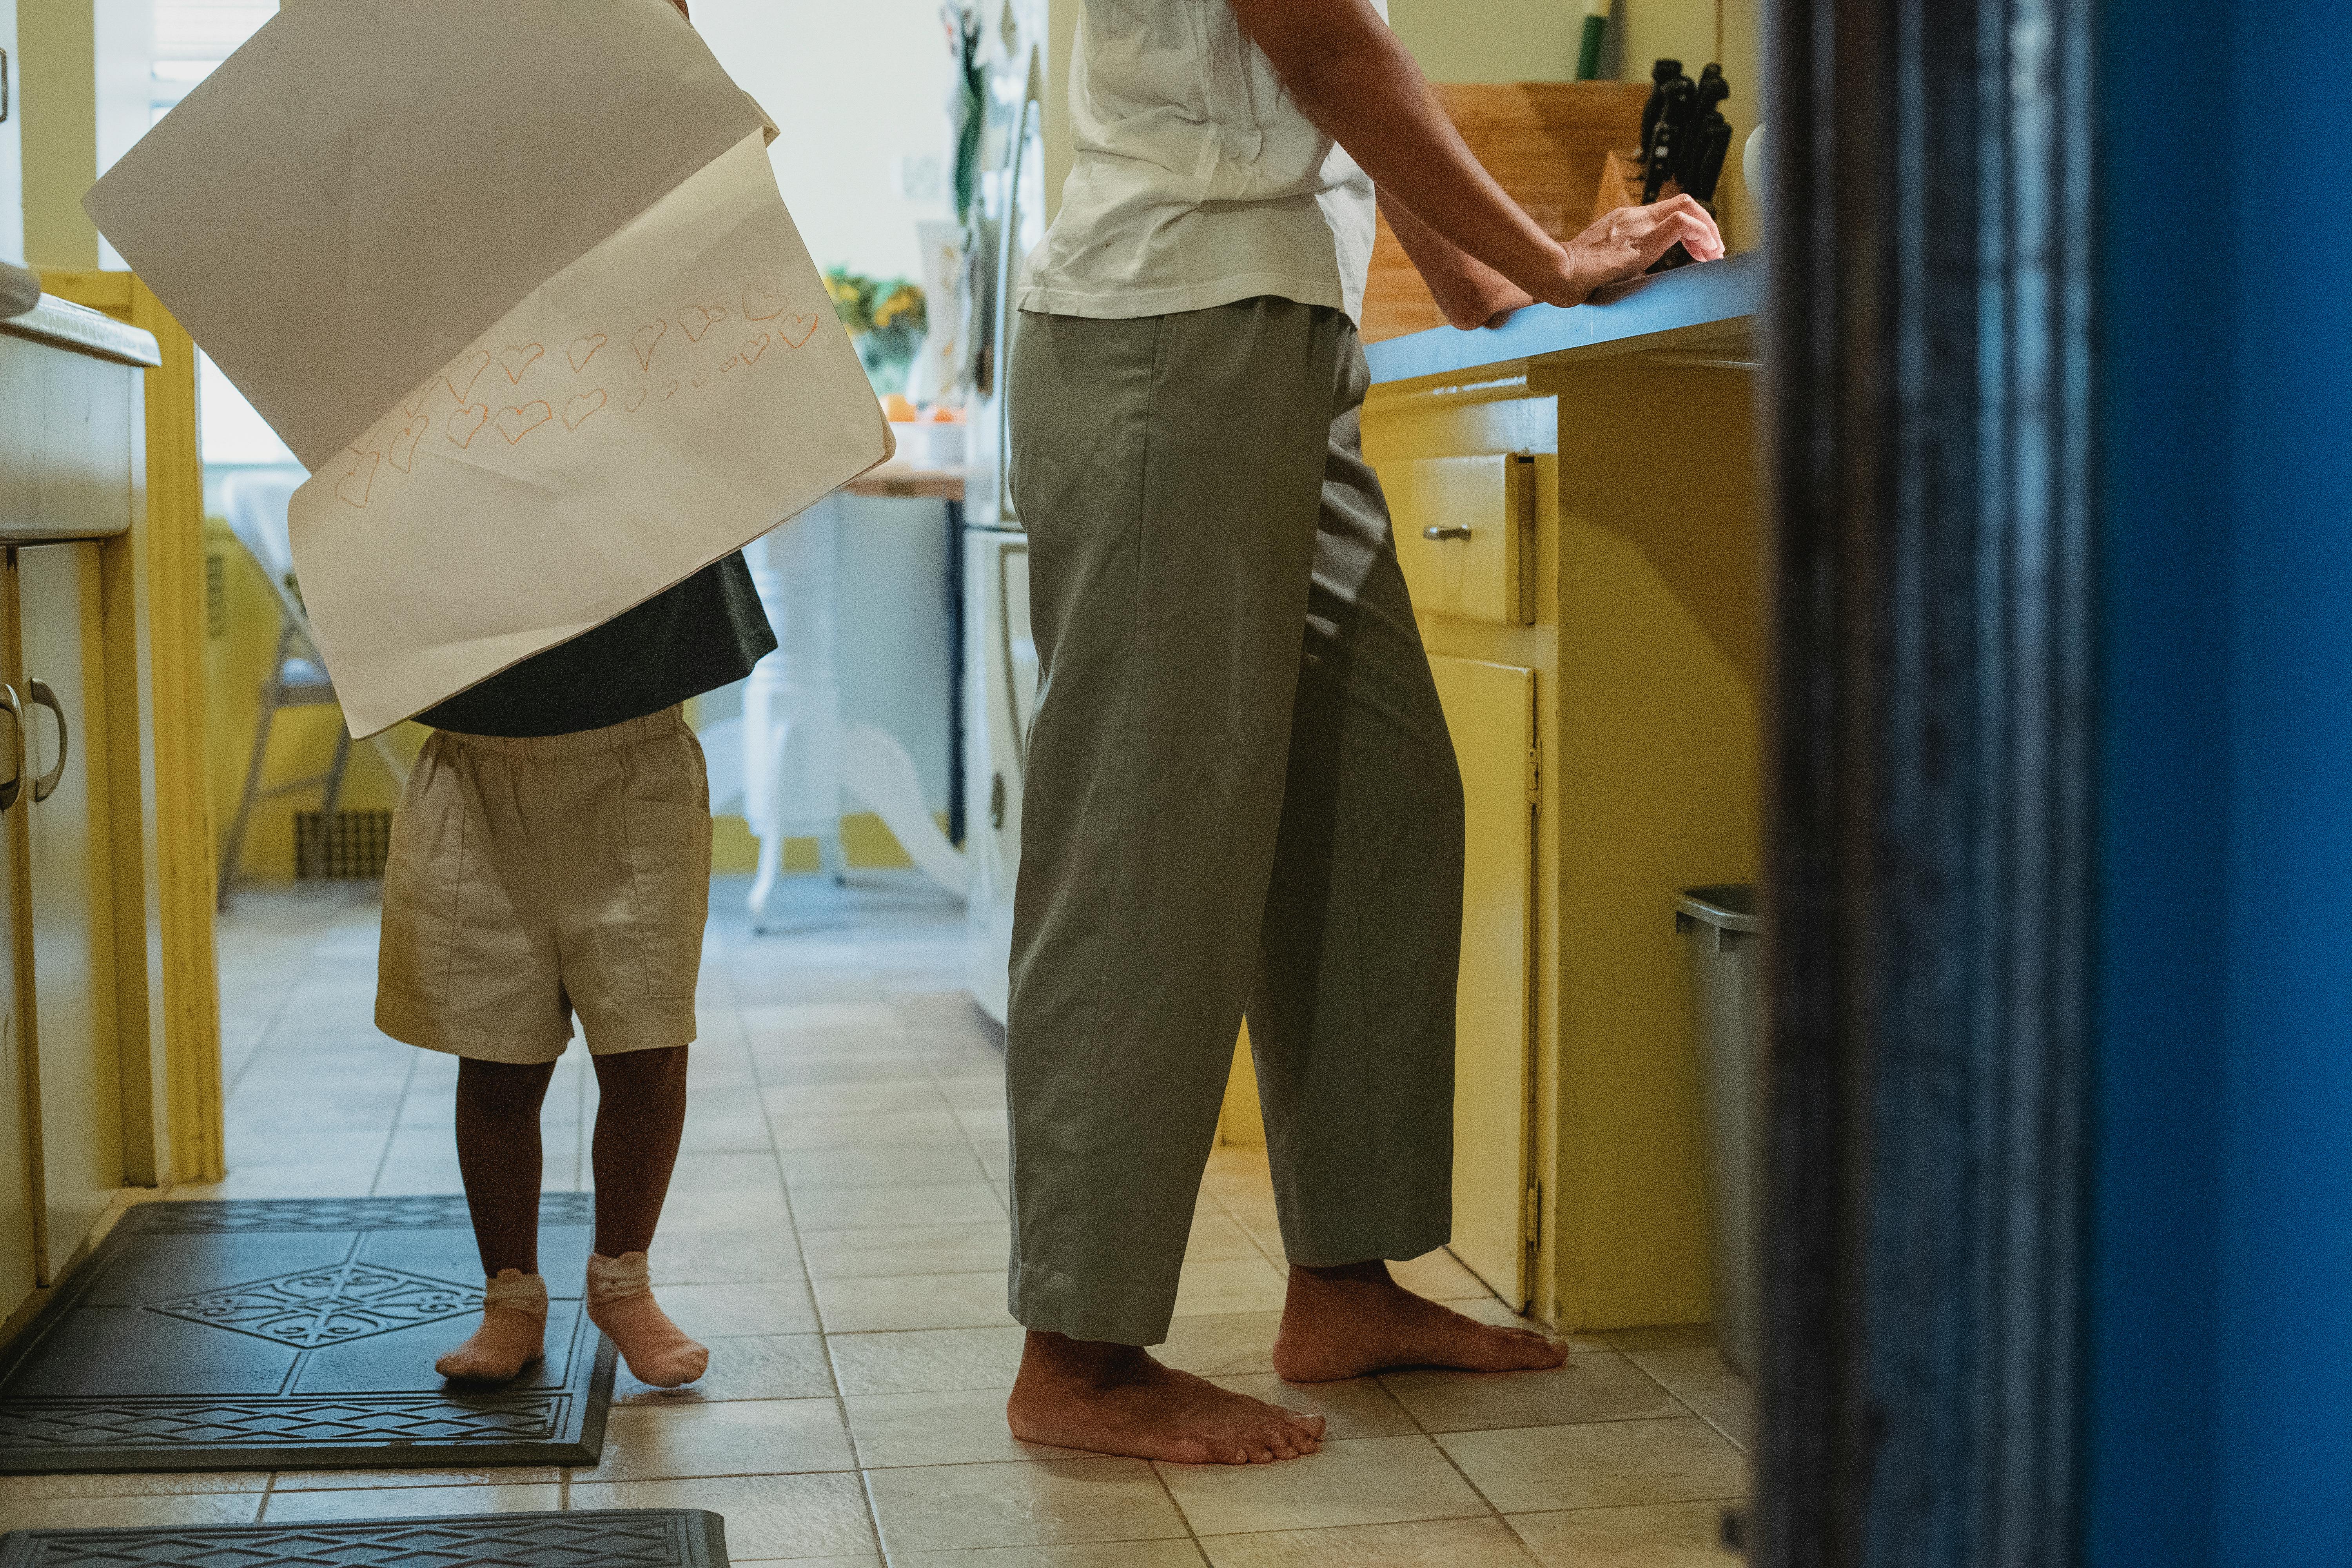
[1004,298,1466,1347]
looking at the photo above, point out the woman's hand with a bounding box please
[1529,195,1726,307]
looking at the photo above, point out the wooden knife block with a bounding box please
[1359,81,1651,342]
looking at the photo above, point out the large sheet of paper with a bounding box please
[85,0,889,735]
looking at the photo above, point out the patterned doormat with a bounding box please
[0,1196,614,1473]
[0,1508,728,1566]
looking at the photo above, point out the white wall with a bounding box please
[692,0,954,283]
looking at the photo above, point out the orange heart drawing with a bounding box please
[446,350,492,403]
[776,312,821,349]
[499,343,544,384]
[335,451,380,509]
[632,320,668,371]
[661,380,681,399]
[678,303,730,343]
[691,369,710,387]
[495,402,553,443]
[742,284,790,321]
[387,412,432,472]
[624,388,648,413]
[564,389,607,430]
[568,334,608,373]
[447,404,490,448]
[720,356,739,373]
[740,336,767,364]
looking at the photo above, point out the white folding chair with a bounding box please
[216,471,410,909]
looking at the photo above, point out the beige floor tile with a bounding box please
[744,1001,910,1033]
[1437,1419,1748,1515]
[891,1544,1205,1566]
[0,1494,265,1532]
[679,1109,778,1154]
[0,1472,270,1500]
[732,1557,882,1568]
[802,1221,1012,1279]
[650,1229,806,1286]
[783,1142,988,1190]
[1602,1326,1713,1352]
[951,1104,1011,1140]
[569,1473,875,1561]
[844,1386,1089,1468]
[935,1075,1010,1111]
[656,1280,822,1338]
[1380,1353,1684,1434]
[1390,1250,1495,1303]
[763,1080,952,1118]
[761,1055,938,1087]
[867,1456,1187,1553]
[583,1397,855,1481]
[655,1190,797,1235]
[1202,1516,1537,1566]
[1173,1257,1290,1318]
[1161,1434,1486,1537]
[174,1166,379,1199]
[771,1111,970,1151]
[828,1325,1029,1396]
[1186,1214,1272,1263]
[790,1181,1005,1230]
[1620,1348,1754,1453]
[666,1152,788,1196]
[1206,1375,1418,1440]
[1154,1311,1283,1378]
[262,1484,563,1521]
[271,1465,560,1491]
[614,1333,837,1404]
[1509,1500,1743,1566]
[814,1270,1014,1334]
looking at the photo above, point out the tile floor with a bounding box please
[0,874,1752,1564]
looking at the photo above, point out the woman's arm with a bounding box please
[1379,191,1533,330]
[1227,0,1723,309]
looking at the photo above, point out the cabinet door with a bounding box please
[0,557,34,1320]
[1429,656,1536,1307]
[18,542,120,1281]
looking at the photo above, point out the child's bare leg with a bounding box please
[437,1057,557,1382]
[584,1045,706,1386]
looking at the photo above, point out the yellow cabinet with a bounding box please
[13,543,122,1283]
[1428,655,1535,1307]
[0,673,32,1321]
[1387,453,1541,626]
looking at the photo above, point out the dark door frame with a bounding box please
[1755,0,2095,1560]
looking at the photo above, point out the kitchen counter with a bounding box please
[1364,250,1760,387]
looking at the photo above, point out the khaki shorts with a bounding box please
[376,707,713,1063]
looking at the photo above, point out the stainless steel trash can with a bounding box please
[1675,884,1764,1377]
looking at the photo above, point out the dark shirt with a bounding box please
[417,552,775,737]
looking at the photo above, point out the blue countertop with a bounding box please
[1363,250,1762,387]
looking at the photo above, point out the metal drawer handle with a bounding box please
[28,680,65,803]
[1423,525,1473,542]
[0,684,20,812]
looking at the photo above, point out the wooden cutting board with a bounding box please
[1360,81,1652,342]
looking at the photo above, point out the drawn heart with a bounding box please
[387,412,432,472]
[447,404,489,448]
[624,388,648,413]
[446,350,492,403]
[335,451,380,508]
[720,356,739,373]
[495,401,554,443]
[632,320,668,371]
[568,334,608,373]
[499,343,544,384]
[691,369,710,387]
[678,303,730,342]
[740,336,767,365]
[742,284,791,321]
[564,389,607,430]
[661,380,681,399]
[776,312,821,349]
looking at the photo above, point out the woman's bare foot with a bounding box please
[1271,1261,1569,1383]
[1007,1332,1328,1465]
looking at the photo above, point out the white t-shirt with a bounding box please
[1016,0,1384,326]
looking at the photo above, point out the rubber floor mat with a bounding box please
[0,1196,613,1472]
[0,1507,728,1565]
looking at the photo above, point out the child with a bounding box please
[378,545,773,1387]
[1000,0,1723,1463]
